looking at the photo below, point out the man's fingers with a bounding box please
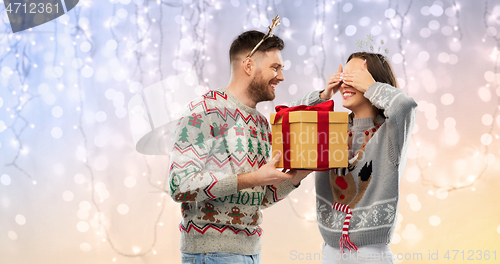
[269,151,282,167]
[286,170,298,177]
[301,170,313,177]
[281,171,295,179]
[274,178,287,185]
[338,64,343,73]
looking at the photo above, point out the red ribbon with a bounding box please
[273,100,334,124]
[273,100,334,170]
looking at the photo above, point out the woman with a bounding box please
[292,52,417,263]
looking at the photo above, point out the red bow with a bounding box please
[273,100,334,170]
[273,100,334,124]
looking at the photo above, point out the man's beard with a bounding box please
[248,70,275,103]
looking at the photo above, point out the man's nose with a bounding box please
[276,69,284,82]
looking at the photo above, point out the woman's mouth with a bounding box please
[343,90,356,99]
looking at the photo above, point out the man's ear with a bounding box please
[243,57,253,76]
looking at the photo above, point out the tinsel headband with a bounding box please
[355,34,390,63]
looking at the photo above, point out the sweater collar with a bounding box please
[218,87,258,115]
[353,116,375,128]
[349,113,384,129]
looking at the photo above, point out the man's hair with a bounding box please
[229,30,284,63]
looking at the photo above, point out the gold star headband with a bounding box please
[246,15,281,58]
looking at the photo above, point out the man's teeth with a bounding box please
[343,91,355,97]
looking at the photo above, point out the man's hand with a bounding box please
[285,169,313,187]
[237,151,294,190]
[320,64,343,100]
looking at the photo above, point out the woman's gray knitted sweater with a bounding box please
[292,82,417,248]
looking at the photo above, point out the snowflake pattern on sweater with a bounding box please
[294,82,417,248]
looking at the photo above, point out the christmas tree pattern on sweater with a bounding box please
[168,88,297,255]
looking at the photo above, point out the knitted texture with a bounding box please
[333,202,357,252]
[169,88,296,255]
[292,83,417,250]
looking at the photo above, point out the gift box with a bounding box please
[270,101,349,169]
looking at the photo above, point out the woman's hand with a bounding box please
[342,60,375,93]
[320,64,343,100]
[283,169,313,187]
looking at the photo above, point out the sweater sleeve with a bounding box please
[364,82,418,166]
[260,180,297,209]
[168,101,238,203]
[290,90,328,107]
[260,121,298,208]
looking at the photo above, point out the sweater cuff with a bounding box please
[363,82,402,111]
[209,174,238,199]
[363,82,381,100]
[274,180,297,200]
[312,90,329,105]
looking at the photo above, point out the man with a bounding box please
[168,30,309,263]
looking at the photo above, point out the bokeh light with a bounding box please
[1,0,499,263]
[429,215,441,226]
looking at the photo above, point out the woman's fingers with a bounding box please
[341,70,375,93]
[327,74,342,86]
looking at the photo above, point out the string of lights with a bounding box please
[451,0,463,41]
[3,27,36,182]
[189,0,211,89]
[312,0,326,82]
[415,0,498,194]
[94,0,172,258]
[386,0,412,89]
[2,1,500,262]
[67,1,115,257]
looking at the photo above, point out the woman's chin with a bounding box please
[341,102,352,110]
